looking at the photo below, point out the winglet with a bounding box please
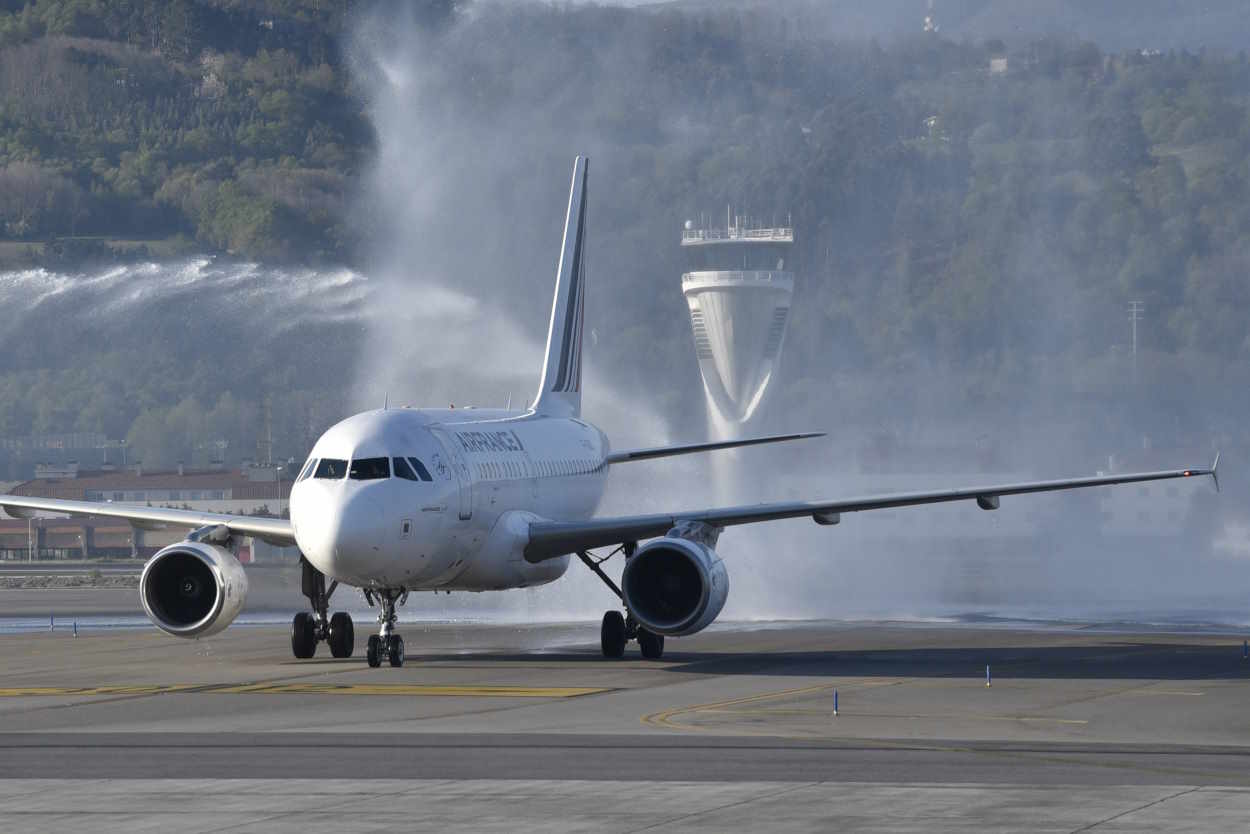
[1211,451,1221,492]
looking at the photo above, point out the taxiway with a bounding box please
[1,598,1249,831]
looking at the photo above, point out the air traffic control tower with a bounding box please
[682,215,794,424]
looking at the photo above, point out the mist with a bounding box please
[326,1,1249,626]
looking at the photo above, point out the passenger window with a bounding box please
[349,457,389,480]
[393,457,420,481]
[315,458,347,479]
[408,458,433,482]
[297,458,317,481]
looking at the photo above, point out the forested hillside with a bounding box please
[0,0,1247,481]
[0,0,452,262]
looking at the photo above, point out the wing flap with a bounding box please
[0,495,296,547]
[525,462,1217,562]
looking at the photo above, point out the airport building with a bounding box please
[682,214,794,424]
[0,463,292,561]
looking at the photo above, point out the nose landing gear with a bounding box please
[291,555,355,659]
[364,587,407,668]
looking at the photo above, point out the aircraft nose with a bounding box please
[294,487,384,580]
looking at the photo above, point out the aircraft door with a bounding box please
[431,428,473,521]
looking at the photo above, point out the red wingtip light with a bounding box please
[1184,470,1191,476]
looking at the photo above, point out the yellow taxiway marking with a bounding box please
[212,683,607,697]
[1133,689,1205,696]
[0,684,607,698]
[0,685,204,697]
[642,678,1092,734]
[698,707,1089,725]
[643,679,893,734]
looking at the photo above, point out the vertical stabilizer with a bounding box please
[533,156,588,417]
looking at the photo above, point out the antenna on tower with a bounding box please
[258,394,273,466]
[1129,300,1144,380]
[923,0,939,33]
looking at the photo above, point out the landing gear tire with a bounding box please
[388,635,405,667]
[329,612,354,658]
[637,628,664,660]
[291,611,316,659]
[366,634,382,668]
[601,610,626,659]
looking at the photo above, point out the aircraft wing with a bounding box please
[523,458,1219,562]
[605,432,824,464]
[0,495,296,547]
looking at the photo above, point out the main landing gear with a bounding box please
[578,547,664,660]
[363,587,407,668]
[291,556,355,660]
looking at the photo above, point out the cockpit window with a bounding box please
[349,457,390,480]
[408,457,434,482]
[393,457,420,482]
[296,458,317,482]
[314,458,347,479]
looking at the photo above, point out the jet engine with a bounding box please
[139,541,248,638]
[621,536,728,636]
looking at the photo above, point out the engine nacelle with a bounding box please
[621,536,728,636]
[139,542,248,638]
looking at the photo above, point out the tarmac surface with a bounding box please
[2,590,1250,831]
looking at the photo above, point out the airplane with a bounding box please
[0,157,1219,668]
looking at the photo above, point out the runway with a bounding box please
[2,604,1250,831]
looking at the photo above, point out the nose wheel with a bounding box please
[366,633,405,668]
[363,587,407,668]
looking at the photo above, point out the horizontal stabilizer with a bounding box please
[605,432,824,464]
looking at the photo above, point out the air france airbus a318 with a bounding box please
[0,158,1218,668]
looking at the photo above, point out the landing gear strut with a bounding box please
[292,555,355,659]
[579,546,664,660]
[364,588,407,668]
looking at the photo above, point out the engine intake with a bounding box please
[621,537,728,636]
[139,542,247,638]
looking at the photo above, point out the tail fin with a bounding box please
[533,156,588,417]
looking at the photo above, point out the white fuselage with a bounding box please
[288,408,608,591]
